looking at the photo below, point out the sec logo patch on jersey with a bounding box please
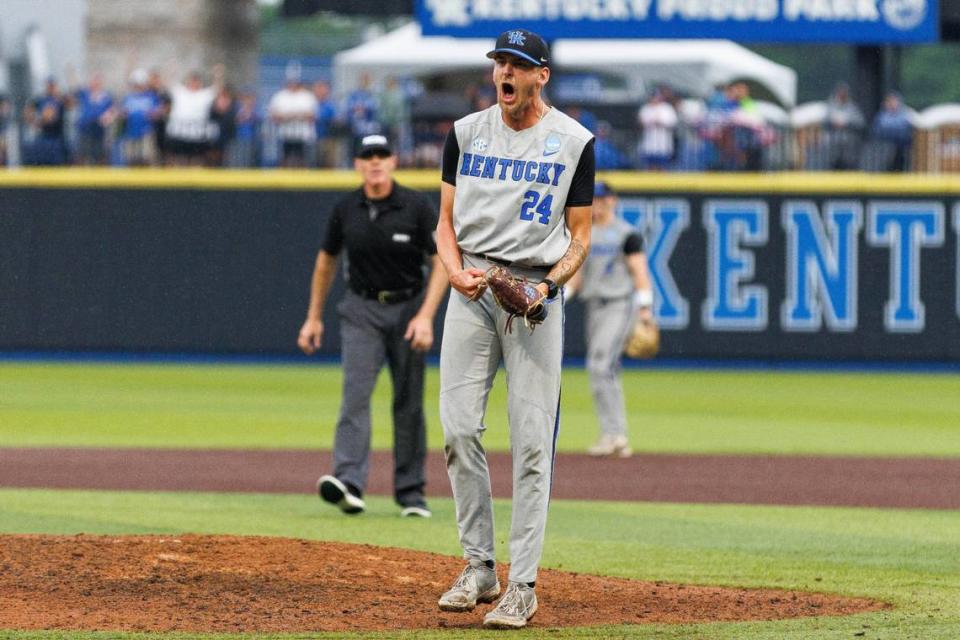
[472,137,489,153]
[543,135,561,157]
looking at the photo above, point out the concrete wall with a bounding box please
[86,0,259,91]
[0,0,86,93]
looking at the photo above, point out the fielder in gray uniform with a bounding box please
[567,181,654,458]
[434,28,595,629]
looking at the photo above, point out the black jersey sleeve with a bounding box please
[623,232,645,255]
[441,129,460,186]
[322,202,345,255]
[417,193,439,255]
[564,138,596,208]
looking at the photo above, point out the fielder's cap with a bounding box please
[487,28,550,67]
[594,181,616,198]
[356,134,393,158]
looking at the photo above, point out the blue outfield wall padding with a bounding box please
[2,172,960,363]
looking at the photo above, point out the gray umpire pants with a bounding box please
[585,297,636,438]
[439,254,563,584]
[331,290,427,506]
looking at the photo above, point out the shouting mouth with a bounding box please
[500,81,516,105]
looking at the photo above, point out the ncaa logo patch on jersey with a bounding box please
[543,134,561,157]
[472,137,488,153]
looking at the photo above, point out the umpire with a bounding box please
[298,134,449,518]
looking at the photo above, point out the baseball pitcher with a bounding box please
[434,28,595,629]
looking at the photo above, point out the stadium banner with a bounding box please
[416,0,939,44]
[0,170,958,363]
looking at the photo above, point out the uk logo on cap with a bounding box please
[486,28,550,67]
[507,30,526,46]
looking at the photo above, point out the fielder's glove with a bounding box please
[480,265,547,333]
[624,315,660,359]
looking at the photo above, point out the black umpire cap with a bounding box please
[486,28,550,67]
[356,134,393,158]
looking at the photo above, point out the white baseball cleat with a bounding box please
[587,434,632,458]
[483,581,538,629]
[438,558,500,612]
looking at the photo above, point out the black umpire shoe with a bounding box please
[399,501,432,518]
[317,475,366,515]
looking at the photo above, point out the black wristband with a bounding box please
[540,278,559,300]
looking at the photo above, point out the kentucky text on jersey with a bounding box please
[459,152,566,186]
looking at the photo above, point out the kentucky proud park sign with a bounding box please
[417,0,938,43]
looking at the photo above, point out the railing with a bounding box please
[9,112,960,174]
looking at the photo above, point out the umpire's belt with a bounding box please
[351,284,422,305]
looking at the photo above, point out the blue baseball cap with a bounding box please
[486,29,550,67]
[594,181,615,198]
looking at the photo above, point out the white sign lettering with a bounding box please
[784,0,879,21]
[659,0,778,21]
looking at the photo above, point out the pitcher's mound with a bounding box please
[0,535,886,632]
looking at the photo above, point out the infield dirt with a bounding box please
[0,534,888,633]
[2,447,956,508]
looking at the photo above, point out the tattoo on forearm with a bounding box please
[551,239,587,285]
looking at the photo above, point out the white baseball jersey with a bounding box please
[439,101,594,585]
[579,218,644,301]
[444,105,594,267]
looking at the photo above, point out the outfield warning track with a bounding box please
[1,448,957,509]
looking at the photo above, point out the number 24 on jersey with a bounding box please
[520,190,554,225]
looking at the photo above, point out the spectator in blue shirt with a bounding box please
[116,69,162,166]
[313,80,338,167]
[228,87,261,168]
[567,105,599,135]
[343,73,380,156]
[24,77,69,165]
[594,121,631,170]
[73,73,114,165]
[871,91,913,172]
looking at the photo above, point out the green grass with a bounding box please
[0,488,958,639]
[1,361,959,456]
[1,360,958,638]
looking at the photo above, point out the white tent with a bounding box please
[915,104,960,129]
[551,38,796,107]
[333,23,797,107]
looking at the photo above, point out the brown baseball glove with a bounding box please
[480,265,547,333]
[624,315,660,359]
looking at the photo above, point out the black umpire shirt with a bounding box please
[323,181,438,295]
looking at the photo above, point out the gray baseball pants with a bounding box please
[585,297,636,438]
[331,290,427,506]
[439,254,562,584]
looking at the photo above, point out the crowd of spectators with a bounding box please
[0,65,926,173]
[566,80,920,173]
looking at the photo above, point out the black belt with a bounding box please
[469,253,550,270]
[470,252,513,267]
[351,285,422,305]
